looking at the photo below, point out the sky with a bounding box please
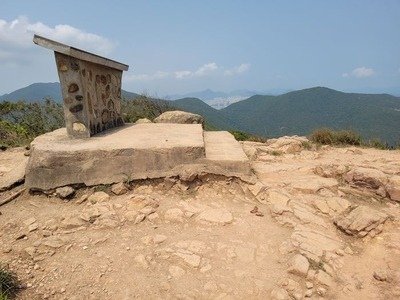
[0,0,399,96]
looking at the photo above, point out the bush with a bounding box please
[121,94,173,123]
[310,128,361,146]
[230,130,268,143]
[0,264,20,299]
[0,99,64,148]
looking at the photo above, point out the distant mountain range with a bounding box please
[1,83,399,145]
[166,88,291,109]
[0,82,139,102]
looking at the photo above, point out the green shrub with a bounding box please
[230,130,268,143]
[0,264,20,299]
[363,139,388,150]
[310,128,361,146]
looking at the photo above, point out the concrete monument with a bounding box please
[33,34,129,138]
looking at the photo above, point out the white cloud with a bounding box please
[125,71,169,81]
[342,66,375,78]
[194,62,218,76]
[224,63,250,76]
[174,62,219,79]
[0,16,115,58]
[174,70,192,79]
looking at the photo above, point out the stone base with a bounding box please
[25,123,253,190]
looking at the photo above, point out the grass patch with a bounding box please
[229,130,268,143]
[0,264,20,299]
[310,128,361,146]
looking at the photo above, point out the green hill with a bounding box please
[0,82,140,102]
[221,87,400,145]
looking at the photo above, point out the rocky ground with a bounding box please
[0,136,400,299]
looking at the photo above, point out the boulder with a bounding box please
[386,175,400,202]
[287,254,309,277]
[344,167,388,192]
[134,118,152,124]
[88,191,110,204]
[111,182,128,195]
[154,111,204,127]
[334,206,389,238]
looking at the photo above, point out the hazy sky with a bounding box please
[1,0,399,96]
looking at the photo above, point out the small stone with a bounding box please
[270,287,290,300]
[288,254,309,277]
[305,282,313,289]
[169,265,185,278]
[140,206,156,216]
[28,223,39,232]
[24,217,37,226]
[43,237,64,249]
[3,247,12,253]
[60,288,66,293]
[373,270,388,281]
[304,289,313,297]
[153,234,167,244]
[83,246,88,250]
[134,254,149,268]
[175,252,201,268]
[55,186,75,199]
[111,182,128,195]
[344,246,354,255]
[197,208,233,224]
[88,191,110,204]
[147,212,159,222]
[60,216,86,229]
[164,208,184,222]
[134,214,146,224]
[316,287,327,296]
[124,211,138,222]
[24,246,36,257]
[76,194,88,204]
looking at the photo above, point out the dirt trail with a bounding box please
[1,138,400,299]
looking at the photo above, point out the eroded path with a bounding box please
[0,138,400,299]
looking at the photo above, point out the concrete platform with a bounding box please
[204,131,251,175]
[25,124,253,190]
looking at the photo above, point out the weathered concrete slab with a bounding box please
[25,124,205,190]
[203,131,252,176]
[0,148,29,191]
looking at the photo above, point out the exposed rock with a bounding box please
[197,208,233,224]
[288,254,309,277]
[135,118,152,124]
[291,177,338,194]
[373,269,388,281]
[268,190,292,215]
[164,208,184,222]
[60,216,86,229]
[134,254,149,268]
[24,217,37,226]
[0,148,28,191]
[154,110,204,127]
[169,265,185,278]
[290,224,343,261]
[386,176,400,202]
[314,164,347,178]
[153,234,167,244]
[42,237,65,248]
[270,287,290,300]
[88,191,110,204]
[334,206,389,237]
[55,186,75,199]
[344,167,388,194]
[28,223,39,232]
[175,251,201,268]
[111,182,128,195]
[315,270,334,287]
